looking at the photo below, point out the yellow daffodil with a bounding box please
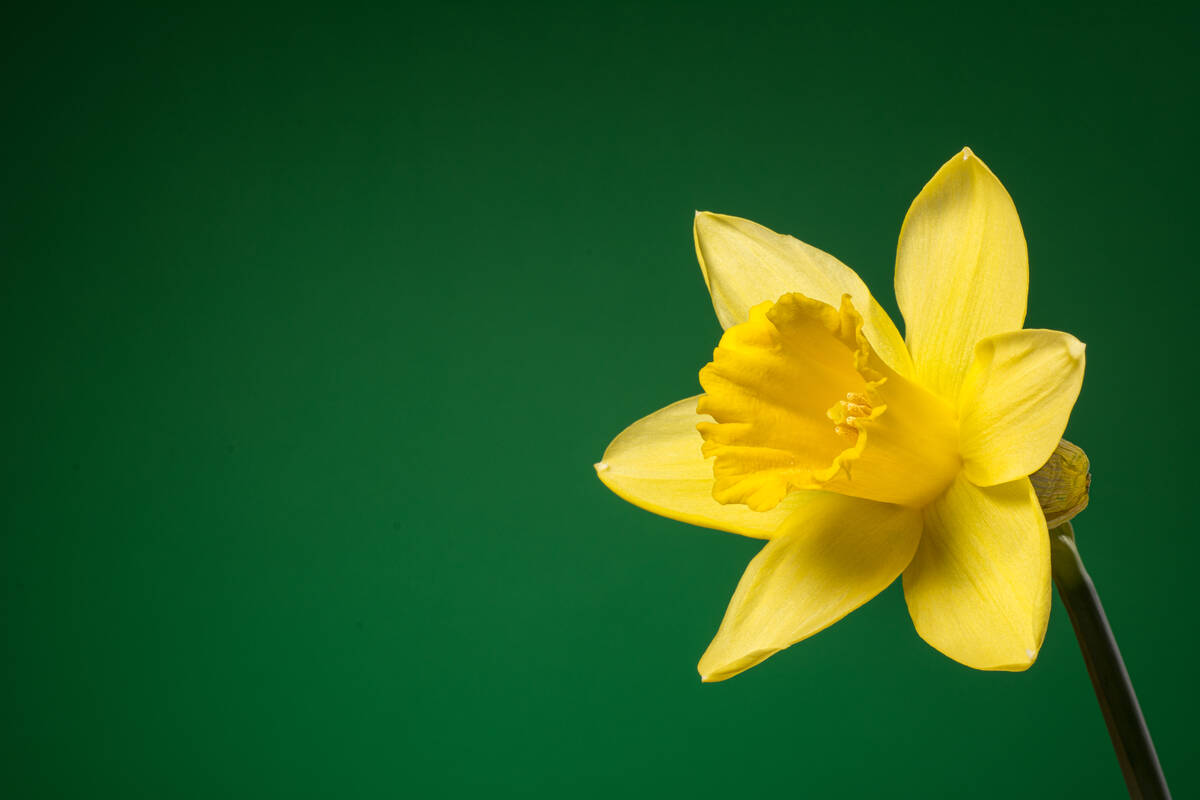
[595,148,1085,681]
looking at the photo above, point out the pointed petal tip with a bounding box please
[697,644,775,683]
[991,648,1039,672]
[696,656,747,683]
[927,637,1041,672]
[961,650,1039,672]
[594,461,610,474]
[960,146,975,160]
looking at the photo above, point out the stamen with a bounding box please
[830,391,875,440]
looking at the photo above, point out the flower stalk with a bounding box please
[1050,523,1170,800]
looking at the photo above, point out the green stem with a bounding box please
[1050,523,1170,800]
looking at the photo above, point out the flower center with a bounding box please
[697,293,962,510]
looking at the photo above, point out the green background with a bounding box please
[4,2,1196,797]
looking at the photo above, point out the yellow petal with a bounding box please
[698,294,959,510]
[698,493,922,681]
[694,212,913,376]
[894,148,1028,401]
[595,397,805,539]
[959,330,1086,487]
[902,474,1051,671]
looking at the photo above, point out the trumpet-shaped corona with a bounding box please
[697,293,960,510]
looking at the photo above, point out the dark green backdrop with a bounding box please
[4,2,1196,797]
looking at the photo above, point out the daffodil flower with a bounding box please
[595,148,1085,681]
